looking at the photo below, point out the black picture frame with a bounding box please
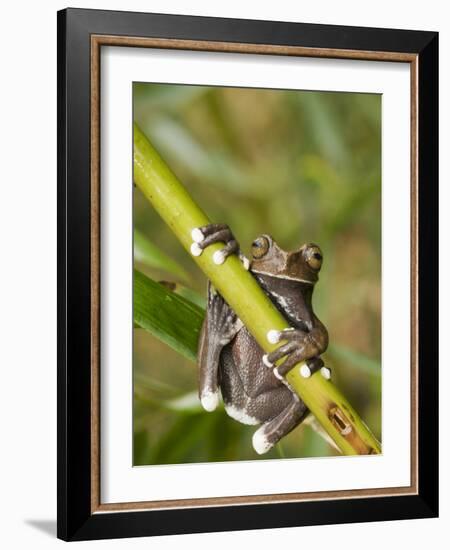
[57,7,438,541]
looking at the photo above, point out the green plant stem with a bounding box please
[134,123,381,456]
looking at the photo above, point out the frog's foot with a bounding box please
[200,389,220,412]
[263,353,326,381]
[263,327,329,378]
[300,358,331,380]
[190,223,249,268]
[252,395,307,454]
[320,365,332,380]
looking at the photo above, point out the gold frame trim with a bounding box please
[90,35,419,514]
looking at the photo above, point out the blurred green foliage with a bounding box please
[133,83,381,465]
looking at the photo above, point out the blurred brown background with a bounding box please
[133,83,381,465]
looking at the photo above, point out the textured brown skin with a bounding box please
[219,273,327,424]
[198,232,328,437]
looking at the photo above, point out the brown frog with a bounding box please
[191,223,330,454]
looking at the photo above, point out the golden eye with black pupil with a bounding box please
[305,246,323,270]
[251,237,270,259]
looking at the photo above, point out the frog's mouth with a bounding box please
[251,247,319,284]
[251,264,316,284]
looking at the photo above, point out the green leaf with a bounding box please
[146,118,256,196]
[134,229,190,282]
[174,285,206,309]
[149,413,216,465]
[134,269,205,362]
[133,429,152,465]
[328,344,381,376]
[164,391,205,413]
[135,388,206,414]
[133,83,207,111]
[157,280,206,308]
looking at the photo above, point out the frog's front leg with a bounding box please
[190,223,250,268]
[198,281,242,412]
[263,325,331,380]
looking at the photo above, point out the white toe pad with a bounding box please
[321,366,331,380]
[190,242,203,257]
[200,391,219,412]
[252,429,272,455]
[266,330,280,344]
[213,250,226,265]
[300,364,311,378]
[191,228,205,243]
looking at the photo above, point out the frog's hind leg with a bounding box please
[252,395,308,455]
[198,281,242,412]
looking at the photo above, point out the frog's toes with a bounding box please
[300,364,312,378]
[320,366,332,380]
[191,223,242,265]
[266,327,295,344]
[213,249,226,265]
[263,356,284,382]
[191,227,206,243]
[190,242,203,257]
[273,367,283,381]
[252,427,272,455]
[239,253,250,270]
[200,390,220,412]
[266,329,281,344]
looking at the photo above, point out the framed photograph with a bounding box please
[57,8,438,541]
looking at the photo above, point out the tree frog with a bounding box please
[190,223,330,454]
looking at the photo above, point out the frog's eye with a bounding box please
[305,246,323,271]
[251,236,270,259]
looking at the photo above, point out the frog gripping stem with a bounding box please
[134,123,381,456]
